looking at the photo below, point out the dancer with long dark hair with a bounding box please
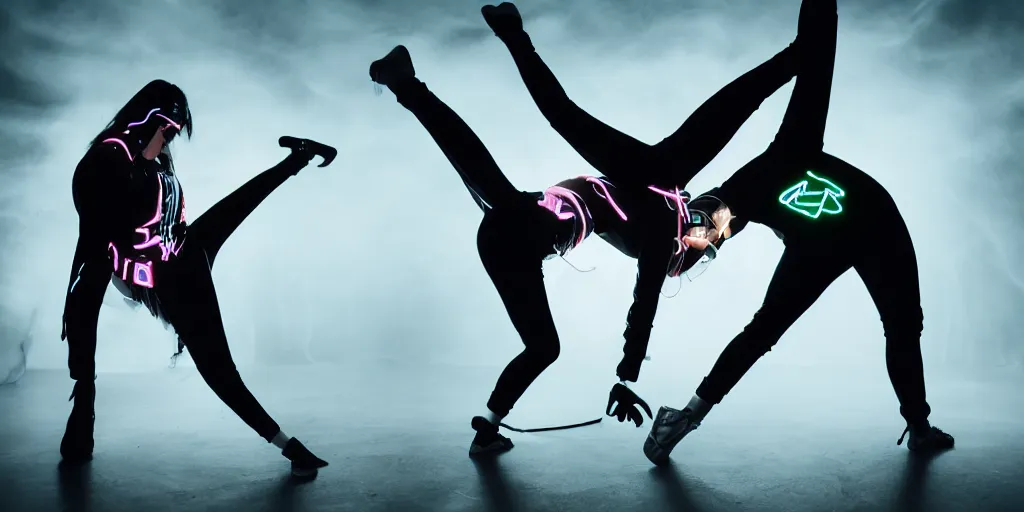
[369,25,799,455]
[61,79,333,478]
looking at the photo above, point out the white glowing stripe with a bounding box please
[68,263,85,294]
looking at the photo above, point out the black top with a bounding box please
[544,176,682,382]
[62,141,188,351]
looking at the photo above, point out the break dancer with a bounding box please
[369,30,799,456]
[640,0,956,465]
[60,79,332,478]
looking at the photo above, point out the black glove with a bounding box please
[606,382,653,427]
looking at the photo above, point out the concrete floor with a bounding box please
[1,358,1022,512]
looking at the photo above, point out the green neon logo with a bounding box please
[778,170,846,219]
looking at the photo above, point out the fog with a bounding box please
[1,0,1021,386]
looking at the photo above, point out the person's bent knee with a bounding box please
[526,338,561,368]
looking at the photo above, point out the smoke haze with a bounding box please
[0,0,1021,385]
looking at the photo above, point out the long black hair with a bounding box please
[89,79,194,173]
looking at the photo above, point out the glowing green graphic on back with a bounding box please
[778,170,846,219]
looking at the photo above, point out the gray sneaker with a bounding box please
[644,406,701,466]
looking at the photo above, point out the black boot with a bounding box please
[481,3,524,38]
[282,437,328,479]
[60,381,95,463]
[369,45,416,89]
[469,416,514,457]
[897,421,955,453]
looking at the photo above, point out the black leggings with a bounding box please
[387,76,566,418]
[495,28,798,190]
[694,215,931,424]
[153,159,303,442]
[696,0,932,425]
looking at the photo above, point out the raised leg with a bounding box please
[770,0,839,158]
[652,44,799,185]
[188,153,310,267]
[484,5,654,189]
[372,46,524,211]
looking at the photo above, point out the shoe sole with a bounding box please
[59,453,94,465]
[60,439,94,464]
[907,441,955,453]
[291,467,320,479]
[643,434,672,466]
[469,441,514,457]
[644,420,697,466]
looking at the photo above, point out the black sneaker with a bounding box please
[469,416,514,457]
[897,424,955,453]
[282,438,329,479]
[369,45,416,88]
[60,382,95,463]
[643,406,701,466]
[481,3,524,37]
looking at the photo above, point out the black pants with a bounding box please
[151,159,302,442]
[388,76,568,418]
[694,211,931,424]
[696,0,931,425]
[495,28,798,190]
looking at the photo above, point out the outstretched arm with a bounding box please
[770,0,839,158]
[605,216,673,428]
[617,217,676,383]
